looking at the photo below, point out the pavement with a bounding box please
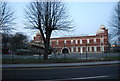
[2,53,119,59]
[2,61,120,68]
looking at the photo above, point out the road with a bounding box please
[2,64,119,80]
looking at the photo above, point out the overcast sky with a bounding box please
[8,1,117,40]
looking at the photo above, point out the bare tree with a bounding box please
[0,2,15,34]
[25,0,73,60]
[110,1,120,44]
[0,2,15,52]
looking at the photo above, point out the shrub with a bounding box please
[16,49,31,55]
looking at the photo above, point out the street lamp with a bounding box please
[100,35,104,58]
[63,42,66,59]
[74,43,76,53]
[86,40,88,59]
[100,36,102,52]
[11,51,14,64]
[106,40,109,58]
[11,44,15,64]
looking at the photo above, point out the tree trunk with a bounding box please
[43,30,52,60]
[44,43,49,60]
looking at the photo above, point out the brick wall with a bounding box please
[33,25,109,54]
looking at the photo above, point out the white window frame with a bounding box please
[56,41,59,45]
[90,46,92,52]
[100,38,104,43]
[76,47,78,52]
[76,40,78,44]
[94,46,97,52]
[94,38,96,43]
[80,39,82,44]
[102,46,104,51]
[71,40,73,44]
[80,47,83,53]
[87,39,89,43]
[64,40,66,44]
[71,47,74,52]
[101,46,104,52]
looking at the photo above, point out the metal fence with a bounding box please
[2,53,119,60]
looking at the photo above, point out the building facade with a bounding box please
[33,25,108,54]
[50,25,108,54]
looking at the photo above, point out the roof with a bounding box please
[36,31,41,35]
[50,35,97,40]
[100,25,106,29]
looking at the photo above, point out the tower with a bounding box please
[34,31,43,42]
[96,25,108,37]
[96,25,108,52]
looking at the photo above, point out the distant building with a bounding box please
[28,32,44,54]
[33,25,109,54]
[110,44,120,52]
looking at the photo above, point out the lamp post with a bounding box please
[79,47,81,59]
[100,35,103,59]
[11,44,15,64]
[106,40,109,58]
[101,34,105,59]
[63,42,66,59]
[74,43,76,53]
[86,40,88,59]
[11,51,14,64]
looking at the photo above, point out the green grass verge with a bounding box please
[104,56,120,60]
[2,58,82,64]
[2,57,120,64]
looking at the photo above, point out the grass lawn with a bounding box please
[2,57,120,64]
[104,56,120,60]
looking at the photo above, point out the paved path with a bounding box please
[2,61,120,68]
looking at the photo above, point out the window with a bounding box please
[100,38,104,43]
[94,46,97,52]
[101,46,104,51]
[102,46,104,51]
[71,47,73,52]
[67,40,70,44]
[87,39,89,43]
[76,47,78,52]
[89,46,92,52]
[56,41,59,45]
[74,47,76,52]
[80,47,83,53]
[101,35,103,37]
[50,41,52,45]
[86,47,88,51]
[94,38,96,43]
[76,40,78,44]
[80,39,82,44]
[87,47,89,52]
[71,40,73,44]
[64,40,66,44]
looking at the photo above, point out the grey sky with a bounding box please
[8,1,117,40]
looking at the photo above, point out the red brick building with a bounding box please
[34,25,108,54]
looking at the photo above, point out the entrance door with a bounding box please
[62,48,69,54]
